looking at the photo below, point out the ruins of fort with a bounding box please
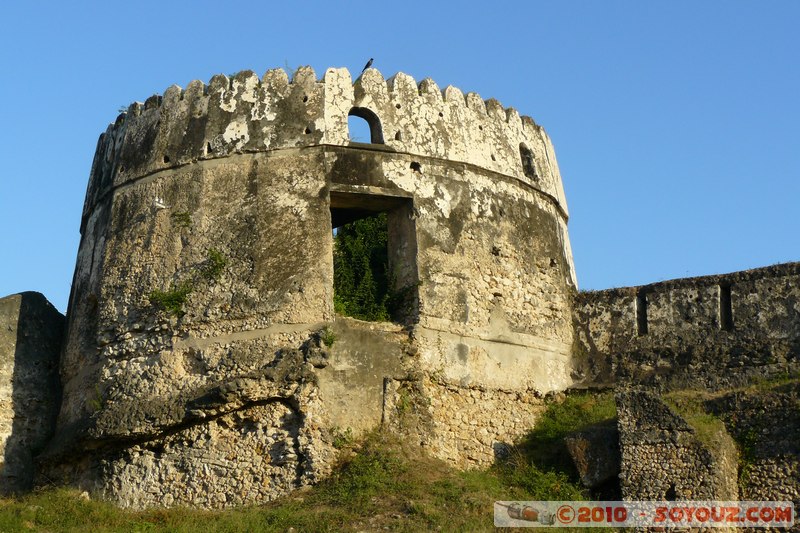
[1,65,797,511]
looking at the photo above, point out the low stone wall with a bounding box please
[41,344,336,509]
[93,401,306,508]
[0,292,64,494]
[574,262,800,391]
[616,390,738,502]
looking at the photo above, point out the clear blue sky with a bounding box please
[1,1,798,313]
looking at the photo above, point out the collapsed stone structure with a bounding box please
[0,65,797,510]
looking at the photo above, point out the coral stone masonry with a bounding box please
[1,65,798,510]
[39,66,577,507]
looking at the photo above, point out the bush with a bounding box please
[149,282,193,317]
[201,249,227,281]
[333,213,391,321]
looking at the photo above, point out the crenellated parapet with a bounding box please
[83,66,568,230]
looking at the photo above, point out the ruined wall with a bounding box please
[705,381,800,505]
[48,66,577,507]
[0,292,64,493]
[616,390,739,502]
[574,263,800,391]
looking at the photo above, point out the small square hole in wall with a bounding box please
[330,191,417,324]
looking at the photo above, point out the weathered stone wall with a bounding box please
[44,318,415,509]
[0,292,64,493]
[383,378,546,468]
[83,67,571,240]
[574,263,800,391]
[705,381,800,506]
[48,65,578,508]
[616,390,739,502]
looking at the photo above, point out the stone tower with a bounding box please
[44,66,577,508]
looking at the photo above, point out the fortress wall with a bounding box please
[51,65,580,506]
[705,382,800,504]
[44,343,338,509]
[617,391,739,502]
[99,401,308,509]
[325,148,576,392]
[53,142,577,495]
[53,150,335,443]
[65,144,575,437]
[82,67,570,233]
[574,262,800,390]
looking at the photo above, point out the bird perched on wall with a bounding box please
[361,58,374,73]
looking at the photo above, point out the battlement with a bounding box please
[84,66,568,228]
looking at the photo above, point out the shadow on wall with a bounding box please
[0,292,64,494]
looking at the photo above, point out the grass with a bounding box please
[0,394,620,532]
[148,248,227,317]
[663,392,731,451]
[512,391,617,480]
[169,212,192,229]
[319,326,336,348]
[664,373,800,487]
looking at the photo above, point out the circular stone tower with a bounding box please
[45,66,577,508]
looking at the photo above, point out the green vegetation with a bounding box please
[664,373,800,488]
[331,427,354,449]
[333,213,391,321]
[512,391,617,481]
[319,326,336,348]
[664,392,731,451]
[749,370,800,391]
[88,385,104,412]
[0,393,620,532]
[149,282,194,317]
[665,392,745,484]
[736,427,759,486]
[149,248,228,317]
[201,248,227,281]
[170,212,192,228]
[333,213,417,322]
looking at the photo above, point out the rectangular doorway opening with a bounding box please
[330,190,418,324]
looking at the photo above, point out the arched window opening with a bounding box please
[348,107,384,144]
[520,143,539,180]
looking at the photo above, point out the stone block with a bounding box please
[564,419,620,489]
